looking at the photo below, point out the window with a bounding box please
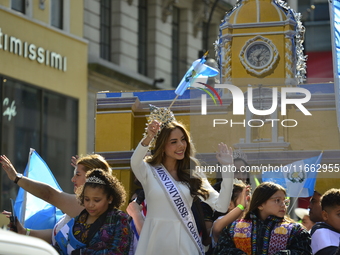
[298,0,331,52]
[11,0,25,13]
[51,0,63,29]
[0,76,78,212]
[138,0,148,76]
[298,0,329,22]
[171,7,180,88]
[100,0,111,61]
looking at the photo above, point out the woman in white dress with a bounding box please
[131,118,234,255]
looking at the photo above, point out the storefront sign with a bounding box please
[3,98,16,121]
[0,28,67,72]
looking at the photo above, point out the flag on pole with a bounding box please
[262,153,323,197]
[14,148,63,230]
[174,52,219,97]
[329,0,340,132]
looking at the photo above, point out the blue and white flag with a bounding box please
[14,148,63,229]
[262,153,323,197]
[329,0,340,132]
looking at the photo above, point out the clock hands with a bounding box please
[250,47,269,67]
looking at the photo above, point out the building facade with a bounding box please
[94,0,338,205]
[84,0,233,153]
[0,0,87,210]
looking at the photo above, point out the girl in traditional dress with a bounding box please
[53,169,132,254]
[213,182,312,255]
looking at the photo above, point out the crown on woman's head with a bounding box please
[143,104,176,148]
[86,176,105,185]
[233,178,245,185]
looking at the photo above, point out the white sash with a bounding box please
[312,227,340,254]
[152,165,205,255]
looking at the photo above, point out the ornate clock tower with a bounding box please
[215,0,307,151]
[216,0,306,87]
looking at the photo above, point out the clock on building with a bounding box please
[239,36,279,76]
[246,42,272,68]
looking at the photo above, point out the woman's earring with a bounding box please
[109,201,112,204]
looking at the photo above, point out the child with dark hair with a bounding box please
[311,188,340,255]
[213,182,312,255]
[53,169,132,255]
[202,182,249,255]
[211,182,249,245]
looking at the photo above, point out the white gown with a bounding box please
[131,142,234,255]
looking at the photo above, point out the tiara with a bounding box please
[233,148,248,161]
[143,104,176,148]
[86,176,105,185]
[233,178,244,185]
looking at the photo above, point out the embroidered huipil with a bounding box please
[53,209,132,255]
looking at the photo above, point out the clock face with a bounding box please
[245,42,273,69]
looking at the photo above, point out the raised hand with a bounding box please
[146,120,160,138]
[216,143,233,166]
[0,155,18,182]
[71,155,79,168]
[141,120,160,147]
[236,185,251,210]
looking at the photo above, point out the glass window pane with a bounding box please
[1,78,41,211]
[100,0,111,61]
[11,0,25,13]
[51,0,63,29]
[42,91,78,193]
[172,7,180,87]
[0,77,78,211]
[138,0,148,75]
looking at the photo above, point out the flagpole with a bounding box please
[288,187,304,215]
[168,95,179,110]
[329,0,340,133]
[288,151,323,215]
[20,148,34,225]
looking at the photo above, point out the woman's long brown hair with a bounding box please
[146,121,209,200]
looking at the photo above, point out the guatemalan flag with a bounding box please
[262,153,323,197]
[329,0,340,132]
[14,148,63,229]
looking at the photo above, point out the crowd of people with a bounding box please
[0,108,339,255]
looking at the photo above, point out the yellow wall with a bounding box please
[33,0,49,23]
[190,113,245,153]
[70,0,84,37]
[95,112,134,152]
[0,0,9,7]
[287,110,340,150]
[112,169,133,211]
[0,8,88,154]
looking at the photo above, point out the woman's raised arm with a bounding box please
[0,155,83,217]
